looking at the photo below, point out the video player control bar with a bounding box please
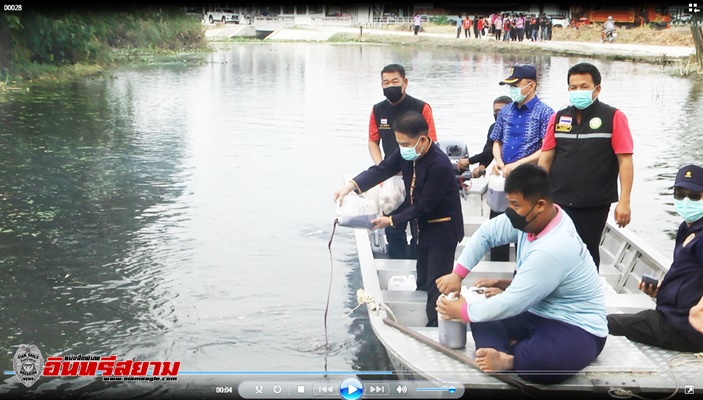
[238,380,464,399]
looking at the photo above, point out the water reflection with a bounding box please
[0,42,701,398]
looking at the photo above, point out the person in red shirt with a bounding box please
[463,16,472,38]
[538,62,634,270]
[368,64,437,260]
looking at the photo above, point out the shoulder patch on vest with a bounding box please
[589,117,602,130]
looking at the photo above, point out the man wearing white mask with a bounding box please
[607,164,703,352]
[538,62,634,270]
[491,64,554,177]
[336,111,463,327]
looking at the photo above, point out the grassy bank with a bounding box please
[0,8,208,88]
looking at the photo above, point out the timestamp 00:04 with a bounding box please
[4,4,22,11]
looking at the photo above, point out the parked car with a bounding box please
[184,8,203,19]
[549,14,570,28]
[206,8,239,24]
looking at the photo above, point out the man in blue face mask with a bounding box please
[607,164,703,352]
[491,64,554,177]
[538,62,634,271]
[335,111,464,327]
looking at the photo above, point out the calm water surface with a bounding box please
[0,42,701,398]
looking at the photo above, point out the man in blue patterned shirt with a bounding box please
[491,65,554,177]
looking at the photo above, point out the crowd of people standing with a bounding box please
[449,12,554,42]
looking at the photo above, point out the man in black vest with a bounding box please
[538,62,634,270]
[368,64,437,260]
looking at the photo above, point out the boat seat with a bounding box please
[376,259,517,290]
[604,292,655,314]
[382,289,425,304]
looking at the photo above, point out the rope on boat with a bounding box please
[606,352,703,399]
[346,288,398,323]
[324,219,339,348]
[382,317,541,399]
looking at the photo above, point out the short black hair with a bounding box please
[394,111,428,139]
[381,64,406,78]
[494,95,512,105]
[504,164,553,202]
[567,62,602,86]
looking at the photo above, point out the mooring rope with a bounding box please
[606,352,703,399]
[346,288,398,323]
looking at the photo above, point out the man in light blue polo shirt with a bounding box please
[436,164,607,384]
[491,64,554,177]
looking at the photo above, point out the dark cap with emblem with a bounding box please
[672,164,703,192]
[499,65,537,85]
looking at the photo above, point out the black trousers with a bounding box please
[489,209,510,261]
[559,204,610,270]
[608,310,703,352]
[386,206,417,260]
[416,246,457,327]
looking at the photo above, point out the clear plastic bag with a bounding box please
[378,175,406,215]
[336,193,379,229]
[486,173,508,212]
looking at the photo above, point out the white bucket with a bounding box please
[387,274,416,291]
[437,293,467,349]
[486,173,508,212]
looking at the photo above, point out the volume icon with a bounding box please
[396,385,408,394]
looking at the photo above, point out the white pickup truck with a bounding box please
[207,8,240,24]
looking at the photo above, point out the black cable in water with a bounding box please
[325,218,339,348]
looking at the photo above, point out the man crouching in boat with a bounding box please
[436,164,607,384]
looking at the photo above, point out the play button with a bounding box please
[340,378,363,400]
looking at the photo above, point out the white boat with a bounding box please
[345,173,703,398]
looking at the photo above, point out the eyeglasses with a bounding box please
[673,188,702,201]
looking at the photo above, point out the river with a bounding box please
[0,42,701,398]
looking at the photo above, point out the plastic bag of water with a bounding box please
[337,192,379,229]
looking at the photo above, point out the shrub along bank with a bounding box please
[0,7,207,86]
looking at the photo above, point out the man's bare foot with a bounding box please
[475,348,514,372]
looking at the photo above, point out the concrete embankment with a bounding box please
[205,24,697,66]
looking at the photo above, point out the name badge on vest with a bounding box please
[555,115,572,132]
[379,118,391,130]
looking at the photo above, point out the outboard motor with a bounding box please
[437,140,472,179]
[436,140,473,196]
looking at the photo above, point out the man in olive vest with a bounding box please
[538,62,634,270]
[368,64,437,260]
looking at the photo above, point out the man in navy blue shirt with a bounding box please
[607,164,703,352]
[491,64,554,177]
[335,111,464,327]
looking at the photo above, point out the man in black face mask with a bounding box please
[436,164,607,384]
[368,63,437,260]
